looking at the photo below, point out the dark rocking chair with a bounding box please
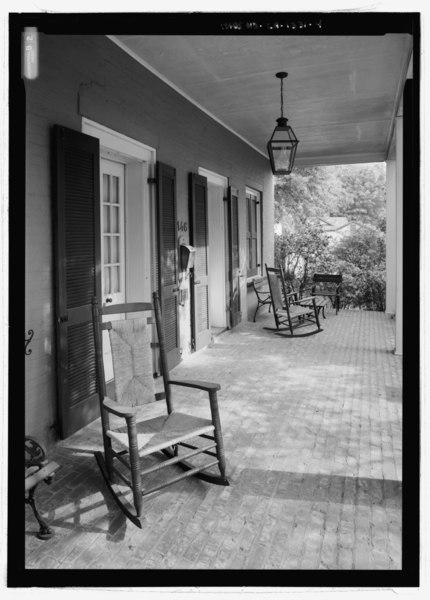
[265,265,322,336]
[91,291,229,528]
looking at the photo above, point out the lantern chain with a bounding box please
[280,77,284,119]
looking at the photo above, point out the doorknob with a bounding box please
[105,298,113,303]
[194,280,201,285]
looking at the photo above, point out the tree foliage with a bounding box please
[336,164,386,224]
[333,225,386,311]
[274,163,387,310]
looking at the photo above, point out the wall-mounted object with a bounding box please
[25,329,34,355]
[179,288,188,307]
[180,244,195,271]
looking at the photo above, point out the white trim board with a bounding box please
[82,117,156,164]
[198,167,228,189]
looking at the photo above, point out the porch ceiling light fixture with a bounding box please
[267,72,299,175]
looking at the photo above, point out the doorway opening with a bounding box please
[198,167,229,337]
[82,118,156,377]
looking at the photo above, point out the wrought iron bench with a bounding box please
[25,437,60,539]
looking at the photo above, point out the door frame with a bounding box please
[189,173,211,351]
[198,167,229,330]
[82,118,156,306]
[227,186,242,328]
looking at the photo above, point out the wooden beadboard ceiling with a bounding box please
[112,34,413,166]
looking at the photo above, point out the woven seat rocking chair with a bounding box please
[265,265,322,336]
[92,291,229,528]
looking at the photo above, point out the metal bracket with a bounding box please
[25,329,34,355]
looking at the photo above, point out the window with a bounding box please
[246,188,262,278]
[101,160,125,303]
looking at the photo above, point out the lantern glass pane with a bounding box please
[273,145,293,172]
[272,128,291,143]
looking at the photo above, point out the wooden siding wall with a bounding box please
[25,35,274,446]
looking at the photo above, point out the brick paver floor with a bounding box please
[25,308,402,571]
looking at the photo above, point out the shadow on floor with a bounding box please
[235,468,402,507]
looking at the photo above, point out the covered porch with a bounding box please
[25,307,403,576]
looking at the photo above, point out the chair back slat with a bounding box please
[313,273,342,286]
[101,302,153,315]
[109,318,156,406]
[92,293,173,414]
[265,266,284,312]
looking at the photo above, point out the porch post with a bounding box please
[385,158,397,317]
[394,114,403,356]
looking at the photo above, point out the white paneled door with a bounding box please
[101,158,126,380]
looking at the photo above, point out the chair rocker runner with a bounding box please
[92,291,228,528]
[265,265,322,336]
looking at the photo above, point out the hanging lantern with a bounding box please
[267,72,299,175]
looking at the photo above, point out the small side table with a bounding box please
[299,295,331,318]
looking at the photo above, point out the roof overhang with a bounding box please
[110,32,413,167]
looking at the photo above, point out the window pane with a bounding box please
[112,176,119,204]
[247,197,251,236]
[103,174,109,204]
[104,267,110,295]
[111,266,120,293]
[111,206,119,233]
[111,236,119,263]
[103,205,110,233]
[253,199,258,234]
[252,239,257,269]
[103,236,110,264]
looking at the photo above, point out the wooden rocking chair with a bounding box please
[265,265,322,336]
[91,291,228,528]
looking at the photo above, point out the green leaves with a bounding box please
[274,164,386,311]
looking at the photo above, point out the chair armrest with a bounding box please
[102,397,137,418]
[168,379,221,393]
[314,290,336,296]
[295,295,315,303]
[25,461,60,492]
[170,381,224,432]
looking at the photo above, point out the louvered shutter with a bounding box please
[247,192,259,277]
[53,125,101,439]
[228,187,241,327]
[156,162,181,370]
[189,173,211,351]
